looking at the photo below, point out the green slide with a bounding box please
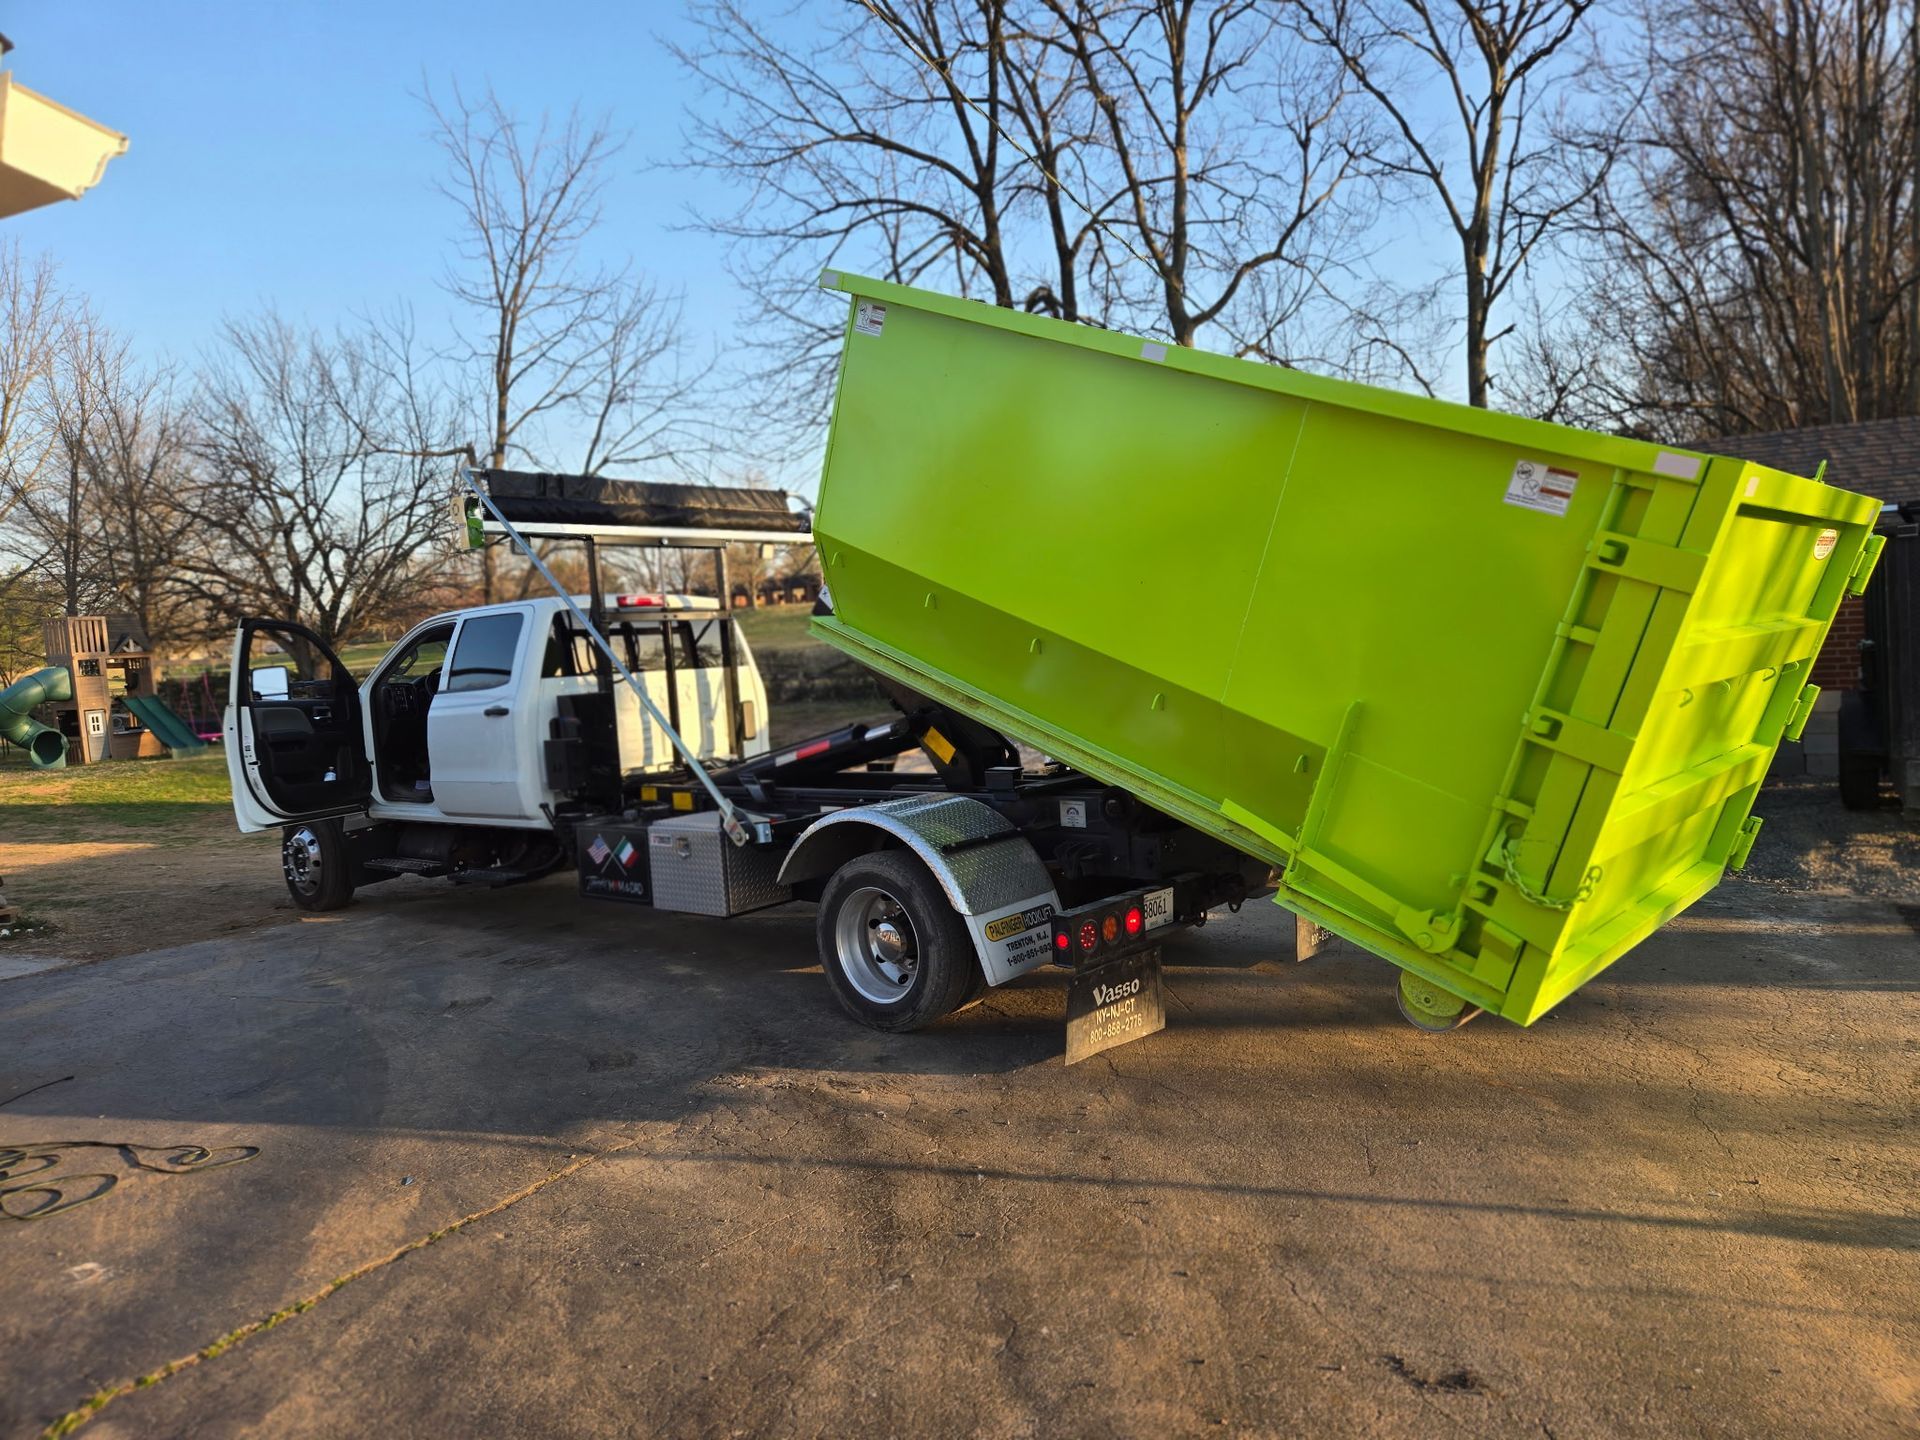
[121,693,209,752]
[0,666,73,769]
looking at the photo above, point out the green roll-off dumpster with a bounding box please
[809,273,1885,1027]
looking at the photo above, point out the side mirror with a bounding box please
[251,665,291,700]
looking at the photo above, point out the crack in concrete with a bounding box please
[37,1129,659,1440]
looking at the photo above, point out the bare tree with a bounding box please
[185,314,459,652]
[0,243,66,534]
[427,84,707,597]
[10,307,125,616]
[680,0,1397,450]
[0,245,70,675]
[83,363,202,650]
[0,250,206,654]
[1570,0,1920,437]
[1288,0,1623,408]
[674,0,1098,438]
[1039,0,1376,353]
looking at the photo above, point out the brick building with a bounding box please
[1711,418,1919,775]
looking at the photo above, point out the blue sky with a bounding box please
[9,1,1516,492]
[9,2,769,469]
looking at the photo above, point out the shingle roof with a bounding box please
[1708,417,1920,505]
[104,612,149,654]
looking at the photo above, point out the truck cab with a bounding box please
[224,594,771,836]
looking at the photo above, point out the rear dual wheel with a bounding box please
[817,850,983,1031]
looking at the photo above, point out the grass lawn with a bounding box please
[0,750,274,959]
[734,606,822,654]
[0,748,233,837]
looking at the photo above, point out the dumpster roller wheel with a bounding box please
[1395,970,1480,1033]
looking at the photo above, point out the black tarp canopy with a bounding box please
[473,469,812,540]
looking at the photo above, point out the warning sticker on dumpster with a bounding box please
[1505,459,1578,516]
[854,301,887,337]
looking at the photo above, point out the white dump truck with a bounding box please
[221,469,1260,1059]
[228,589,771,882]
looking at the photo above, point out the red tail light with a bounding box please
[1054,930,1070,952]
[1124,906,1143,935]
[1078,921,1098,952]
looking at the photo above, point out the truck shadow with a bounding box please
[4,867,1914,1436]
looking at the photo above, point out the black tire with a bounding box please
[282,819,355,912]
[816,850,979,1031]
[1838,752,1883,811]
[1837,691,1885,811]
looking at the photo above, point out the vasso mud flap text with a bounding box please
[1065,949,1166,1065]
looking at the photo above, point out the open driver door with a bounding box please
[224,619,371,833]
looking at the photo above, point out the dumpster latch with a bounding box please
[1525,708,1635,774]
[1587,532,1710,594]
[1728,815,1764,872]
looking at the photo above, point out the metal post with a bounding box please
[713,545,744,750]
[661,614,681,736]
[584,538,612,696]
[719,613,742,755]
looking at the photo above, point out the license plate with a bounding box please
[1142,886,1174,930]
[1065,949,1167,1065]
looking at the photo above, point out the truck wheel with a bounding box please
[817,850,979,1031]
[282,821,355,912]
[1395,969,1478,1033]
[1838,752,1882,811]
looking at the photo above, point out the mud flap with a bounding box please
[1065,949,1166,1065]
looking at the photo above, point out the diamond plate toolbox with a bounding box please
[647,812,792,917]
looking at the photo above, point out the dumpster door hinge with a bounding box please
[1846,533,1885,597]
[1782,684,1821,743]
[1392,904,1464,954]
[1728,815,1764,872]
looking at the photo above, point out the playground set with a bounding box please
[0,614,206,769]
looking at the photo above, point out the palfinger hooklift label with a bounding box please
[969,897,1058,984]
[1505,458,1578,516]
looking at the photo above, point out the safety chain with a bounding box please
[1495,833,1602,913]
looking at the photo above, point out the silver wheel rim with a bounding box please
[833,886,920,1005]
[284,827,324,897]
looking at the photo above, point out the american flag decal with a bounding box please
[587,834,611,866]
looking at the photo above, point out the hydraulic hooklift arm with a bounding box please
[458,467,773,847]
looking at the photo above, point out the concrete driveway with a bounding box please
[1,874,1914,1438]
